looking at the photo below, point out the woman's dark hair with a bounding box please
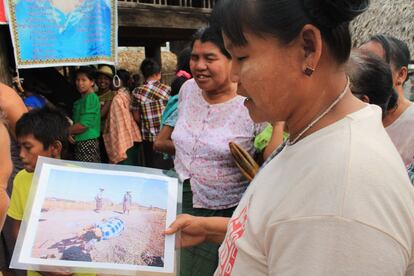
[16,107,70,152]
[116,69,131,88]
[140,58,161,79]
[177,47,192,73]
[170,77,188,97]
[212,0,369,64]
[170,47,193,97]
[347,51,397,117]
[365,35,411,83]
[191,26,231,59]
[75,66,97,81]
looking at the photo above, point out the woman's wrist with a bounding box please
[203,217,230,243]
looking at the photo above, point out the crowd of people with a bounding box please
[0,0,414,275]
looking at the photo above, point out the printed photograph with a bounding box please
[30,167,171,269]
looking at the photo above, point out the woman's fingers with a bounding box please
[164,214,192,235]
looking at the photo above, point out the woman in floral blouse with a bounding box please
[171,26,264,276]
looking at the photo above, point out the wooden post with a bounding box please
[145,43,162,68]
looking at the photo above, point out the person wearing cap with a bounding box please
[95,188,104,212]
[97,65,115,120]
[97,65,115,163]
[122,191,132,214]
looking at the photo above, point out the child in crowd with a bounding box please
[7,107,94,276]
[70,67,101,163]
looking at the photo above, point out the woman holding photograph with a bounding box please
[171,25,264,275]
[166,0,414,275]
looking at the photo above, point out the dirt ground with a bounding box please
[32,203,167,268]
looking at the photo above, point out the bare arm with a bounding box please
[69,123,87,135]
[9,217,21,245]
[154,125,175,155]
[0,82,28,137]
[100,100,112,118]
[262,122,285,160]
[132,110,141,128]
[164,214,230,247]
[0,123,12,229]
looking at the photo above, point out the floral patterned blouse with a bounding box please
[172,79,264,210]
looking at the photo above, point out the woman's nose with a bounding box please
[194,60,207,71]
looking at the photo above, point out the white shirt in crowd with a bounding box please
[386,103,414,166]
[216,105,414,276]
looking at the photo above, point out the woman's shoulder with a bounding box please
[85,92,100,102]
[178,79,200,100]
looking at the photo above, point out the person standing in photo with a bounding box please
[123,191,132,215]
[95,188,104,213]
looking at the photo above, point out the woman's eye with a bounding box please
[236,56,247,62]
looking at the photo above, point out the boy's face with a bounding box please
[18,134,58,173]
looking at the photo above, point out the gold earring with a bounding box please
[304,67,314,77]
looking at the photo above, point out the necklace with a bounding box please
[287,77,350,146]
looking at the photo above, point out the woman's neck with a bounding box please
[202,82,238,105]
[98,88,110,95]
[287,72,365,144]
[82,89,94,96]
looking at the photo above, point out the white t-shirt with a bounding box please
[386,103,414,166]
[216,105,414,276]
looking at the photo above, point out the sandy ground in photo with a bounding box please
[31,200,167,268]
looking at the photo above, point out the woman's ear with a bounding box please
[395,66,408,87]
[300,24,322,76]
[50,140,63,158]
[360,95,370,104]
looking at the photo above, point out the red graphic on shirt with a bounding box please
[0,0,6,24]
[217,206,248,276]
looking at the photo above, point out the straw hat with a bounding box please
[97,65,114,78]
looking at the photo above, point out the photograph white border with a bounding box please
[11,157,179,275]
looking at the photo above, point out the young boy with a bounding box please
[7,108,94,276]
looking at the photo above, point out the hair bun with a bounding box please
[304,0,369,28]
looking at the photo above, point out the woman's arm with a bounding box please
[164,214,230,247]
[0,123,12,229]
[0,83,28,137]
[132,110,141,128]
[69,123,87,135]
[154,125,175,155]
[100,100,112,118]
